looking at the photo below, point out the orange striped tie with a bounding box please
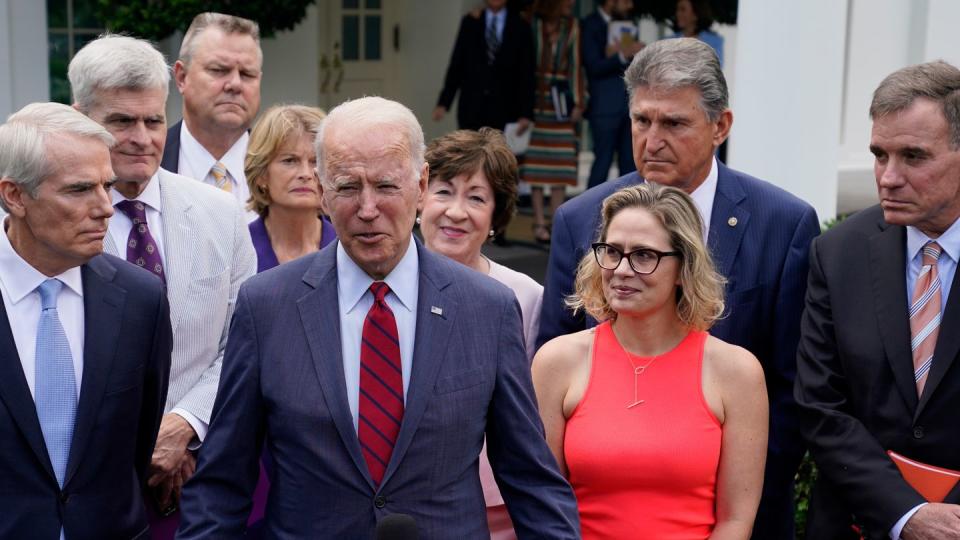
[910,241,942,397]
[210,161,232,193]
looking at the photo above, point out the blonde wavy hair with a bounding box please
[566,183,725,331]
[245,104,326,217]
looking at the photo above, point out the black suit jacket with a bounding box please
[161,121,181,173]
[0,254,172,539]
[436,9,535,130]
[795,205,960,539]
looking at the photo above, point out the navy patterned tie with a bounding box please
[486,18,500,64]
[115,200,165,283]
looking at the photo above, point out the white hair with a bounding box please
[68,34,170,112]
[0,102,115,212]
[314,96,425,183]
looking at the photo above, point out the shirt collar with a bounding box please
[689,157,719,230]
[598,6,612,24]
[907,217,960,264]
[111,171,162,212]
[181,122,250,180]
[337,236,419,314]
[485,7,506,26]
[0,216,84,303]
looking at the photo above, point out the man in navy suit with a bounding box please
[538,38,821,540]
[581,0,642,188]
[0,102,171,539]
[178,97,579,539]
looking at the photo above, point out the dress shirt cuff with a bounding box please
[171,407,208,450]
[891,503,926,539]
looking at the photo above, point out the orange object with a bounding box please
[888,450,960,502]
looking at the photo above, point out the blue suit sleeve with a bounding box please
[177,286,266,538]
[137,287,172,486]
[537,203,587,349]
[485,295,580,538]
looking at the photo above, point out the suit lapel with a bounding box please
[64,257,125,485]
[867,222,918,411]
[0,301,57,482]
[708,165,749,278]
[157,172,196,333]
[297,248,373,488]
[380,245,455,488]
[916,251,960,414]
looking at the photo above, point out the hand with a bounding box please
[570,106,583,123]
[148,414,197,510]
[515,117,532,136]
[432,106,447,122]
[902,503,960,540]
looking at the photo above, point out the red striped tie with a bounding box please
[359,282,404,486]
[910,242,942,397]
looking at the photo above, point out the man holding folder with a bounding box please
[796,60,960,539]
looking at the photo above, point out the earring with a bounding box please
[489,229,495,237]
[415,216,421,225]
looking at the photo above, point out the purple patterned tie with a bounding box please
[115,199,165,283]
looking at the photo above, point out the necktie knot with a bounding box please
[116,199,148,224]
[211,162,230,190]
[370,282,391,304]
[37,279,63,311]
[922,242,942,266]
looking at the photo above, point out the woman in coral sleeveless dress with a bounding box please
[533,183,768,539]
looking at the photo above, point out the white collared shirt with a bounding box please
[176,122,256,222]
[108,172,166,266]
[0,217,84,397]
[336,238,419,432]
[689,156,719,240]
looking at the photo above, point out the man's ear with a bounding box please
[416,162,429,208]
[173,60,189,93]
[714,109,733,147]
[0,177,28,218]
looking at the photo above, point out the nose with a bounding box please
[357,188,380,221]
[613,254,635,276]
[223,68,242,92]
[129,121,151,147]
[876,158,905,190]
[444,196,468,221]
[93,183,114,219]
[645,124,666,153]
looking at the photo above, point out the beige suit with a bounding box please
[105,168,256,428]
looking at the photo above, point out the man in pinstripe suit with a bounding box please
[68,35,256,521]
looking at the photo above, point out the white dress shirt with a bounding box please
[108,172,166,266]
[176,122,256,222]
[336,238,419,432]
[0,218,84,397]
[485,7,506,43]
[689,156,719,240]
[891,217,960,539]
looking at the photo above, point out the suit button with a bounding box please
[374,495,386,509]
[60,492,70,504]
[913,426,925,439]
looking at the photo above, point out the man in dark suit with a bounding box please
[433,0,535,133]
[538,38,821,539]
[795,60,960,540]
[178,97,579,539]
[0,102,171,539]
[581,0,642,188]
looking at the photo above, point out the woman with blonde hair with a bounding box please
[533,183,768,539]
[246,104,336,272]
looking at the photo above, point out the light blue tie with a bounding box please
[34,278,77,489]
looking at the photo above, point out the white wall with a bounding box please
[0,0,49,120]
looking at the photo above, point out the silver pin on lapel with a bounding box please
[431,306,443,316]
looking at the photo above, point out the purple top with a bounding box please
[248,215,337,273]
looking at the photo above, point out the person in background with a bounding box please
[672,0,723,66]
[246,104,336,273]
[795,60,960,540]
[68,34,257,538]
[538,38,821,540]
[522,0,585,244]
[0,102,171,539]
[420,128,544,539]
[534,183,767,539]
[162,12,263,221]
[581,0,642,189]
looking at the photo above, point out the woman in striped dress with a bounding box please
[522,0,585,244]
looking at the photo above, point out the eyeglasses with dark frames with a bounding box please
[592,242,681,275]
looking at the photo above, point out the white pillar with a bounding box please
[0,0,48,120]
[727,0,848,223]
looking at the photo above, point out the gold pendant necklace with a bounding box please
[625,353,658,409]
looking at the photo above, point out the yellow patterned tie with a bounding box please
[210,161,232,193]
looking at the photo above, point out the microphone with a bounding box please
[375,513,419,540]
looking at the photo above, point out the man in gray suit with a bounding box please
[68,35,256,518]
[177,97,579,539]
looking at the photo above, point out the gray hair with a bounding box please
[314,96,426,184]
[178,12,262,68]
[870,60,960,148]
[69,34,170,113]
[0,102,115,212]
[624,38,728,122]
